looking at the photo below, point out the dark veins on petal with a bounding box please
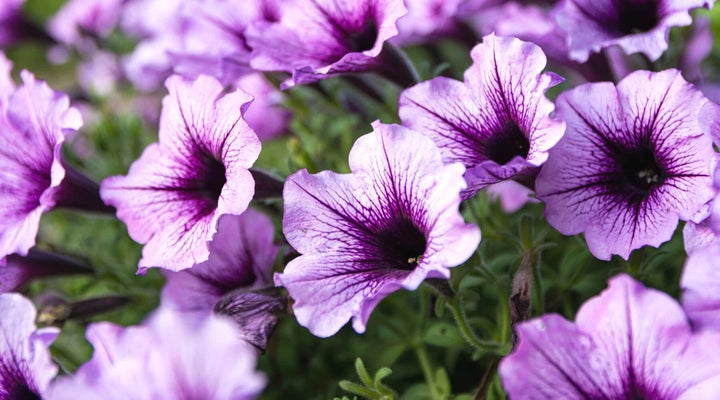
[313,0,379,63]
[482,119,530,165]
[374,215,427,271]
[0,358,41,400]
[615,0,658,34]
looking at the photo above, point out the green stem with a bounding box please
[532,253,544,316]
[496,286,511,344]
[414,343,442,400]
[447,298,504,354]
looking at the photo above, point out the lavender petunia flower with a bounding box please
[47,308,266,400]
[0,293,60,399]
[275,122,480,337]
[555,0,714,62]
[162,209,278,312]
[0,0,25,47]
[682,242,720,331]
[246,0,408,88]
[486,180,538,213]
[683,212,719,255]
[47,0,124,47]
[161,209,284,349]
[101,74,261,272]
[0,54,111,262]
[394,0,465,44]
[234,73,290,141]
[121,0,276,91]
[78,49,122,97]
[536,69,714,260]
[500,274,720,398]
[399,34,564,197]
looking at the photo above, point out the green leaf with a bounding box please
[374,367,392,385]
[435,367,451,395]
[402,384,434,400]
[355,358,374,387]
[423,322,464,348]
[339,380,377,399]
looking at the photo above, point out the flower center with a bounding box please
[611,142,665,203]
[8,383,41,400]
[202,159,227,202]
[346,19,378,52]
[188,152,227,216]
[483,119,530,165]
[375,216,427,271]
[617,0,658,34]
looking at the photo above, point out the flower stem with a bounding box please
[414,343,442,400]
[377,42,421,88]
[532,252,544,316]
[446,297,505,354]
[53,161,115,215]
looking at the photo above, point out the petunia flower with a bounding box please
[394,0,492,45]
[0,53,112,263]
[683,211,719,255]
[47,308,266,400]
[0,293,60,399]
[246,0,410,88]
[535,69,714,260]
[101,74,261,272]
[486,180,538,213]
[234,73,290,141]
[47,0,123,47]
[554,0,714,62]
[275,122,480,337]
[500,274,720,398]
[682,242,720,331]
[121,0,277,91]
[162,209,284,349]
[399,34,564,197]
[0,0,25,47]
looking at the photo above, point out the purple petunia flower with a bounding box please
[162,209,283,349]
[47,0,123,47]
[536,69,715,260]
[500,274,720,398]
[162,209,277,312]
[683,210,719,255]
[0,293,60,399]
[0,53,116,262]
[394,0,494,45]
[682,242,720,331]
[275,122,480,337]
[399,34,564,197]
[0,0,25,47]
[101,74,261,272]
[555,0,714,62]
[121,0,276,91]
[47,308,266,400]
[486,180,538,213]
[234,73,290,141]
[246,0,408,88]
